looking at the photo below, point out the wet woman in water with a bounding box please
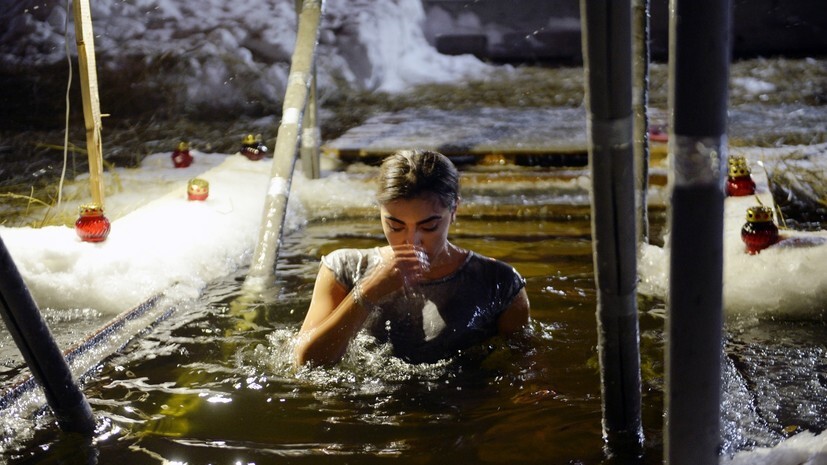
[295,149,530,366]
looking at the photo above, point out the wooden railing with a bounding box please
[243,0,324,292]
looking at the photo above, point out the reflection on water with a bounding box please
[2,205,826,464]
[2,210,631,464]
[721,320,827,453]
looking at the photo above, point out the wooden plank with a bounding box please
[72,0,105,206]
[244,0,324,292]
[323,107,590,162]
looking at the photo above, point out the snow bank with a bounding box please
[721,430,827,465]
[0,153,273,314]
[0,0,492,109]
[638,143,827,319]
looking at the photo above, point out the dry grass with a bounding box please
[767,150,827,230]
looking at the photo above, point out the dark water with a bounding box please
[1,207,660,464]
[1,194,826,463]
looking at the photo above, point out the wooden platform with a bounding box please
[322,107,670,166]
[321,104,825,166]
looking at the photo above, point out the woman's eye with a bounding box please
[387,224,403,232]
[421,223,439,232]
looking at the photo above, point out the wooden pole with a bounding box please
[665,0,732,463]
[244,0,323,292]
[72,0,106,207]
[579,0,643,451]
[297,0,321,180]
[633,0,651,244]
[301,69,321,179]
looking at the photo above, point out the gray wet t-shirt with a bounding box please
[320,247,526,363]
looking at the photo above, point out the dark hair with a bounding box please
[376,150,459,209]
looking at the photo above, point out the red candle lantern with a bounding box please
[726,156,756,197]
[648,124,668,143]
[240,134,267,161]
[75,203,111,243]
[741,205,779,254]
[171,140,193,168]
[187,178,209,201]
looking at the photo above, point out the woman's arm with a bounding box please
[295,246,425,367]
[497,287,530,336]
[294,266,372,367]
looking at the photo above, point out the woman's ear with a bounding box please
[451,197,460,223]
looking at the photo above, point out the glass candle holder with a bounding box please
[187,178,209,201]
[741,205,779,254]
[726,156,756,197]
[75,203,111,242]
[172,140,193,168]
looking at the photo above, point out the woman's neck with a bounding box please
[425,242,466,279]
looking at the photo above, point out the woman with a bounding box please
[295,150,530,366]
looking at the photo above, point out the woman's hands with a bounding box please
[294,245,431,367]
[358,244,431,304]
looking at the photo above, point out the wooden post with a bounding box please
[632,0,651,244]
[72,0,105,207]
[579,0,644,451]
[244,0,324,291]
[665,0,732,463]
[296,0,321,180]
[301,69,321,179]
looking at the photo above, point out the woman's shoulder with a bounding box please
[466,250,522,277]
[320,247,382,286]
[463,250,526,291]
[322,247,380,262]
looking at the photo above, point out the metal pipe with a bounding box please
[243,0,324,292]
[0,234,95,434]
[579,0,643,450]
[665,0,732,463]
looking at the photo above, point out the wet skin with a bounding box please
[295,194,529,367]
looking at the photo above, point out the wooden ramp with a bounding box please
[322,107,592,165]
[322,107,670,166]
[322,103,827,167]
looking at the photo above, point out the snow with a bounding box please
[0,153,273,314]
[0,151,369,315]
[0,0,493,106]
[732,77,777,96]
[638,143,827,320]
[721,430,827,465]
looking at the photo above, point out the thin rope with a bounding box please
[58,0,72,209]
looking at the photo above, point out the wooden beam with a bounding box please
[72,0,105,207]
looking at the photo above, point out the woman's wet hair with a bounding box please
[376,150,459,209]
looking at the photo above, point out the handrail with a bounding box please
[580,0,644,452]
[243,0,324,292]
[665,0,731,463]
[0,234,95,434]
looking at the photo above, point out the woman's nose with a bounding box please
[405,229,421,246]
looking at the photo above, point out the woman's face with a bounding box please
[379,194,456,259]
